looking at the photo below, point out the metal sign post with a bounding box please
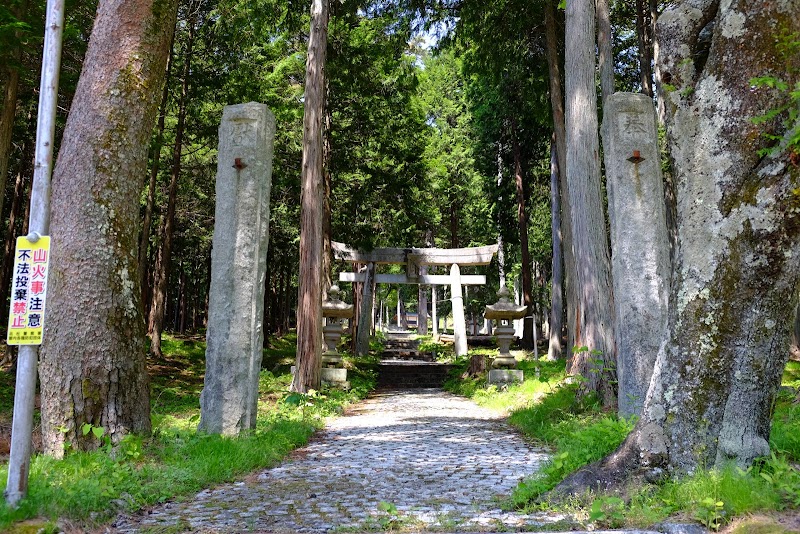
[5,0,65,507]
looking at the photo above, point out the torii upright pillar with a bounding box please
[355,262,376,356]
[450,264,468,356]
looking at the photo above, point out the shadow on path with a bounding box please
[113,389,575,533]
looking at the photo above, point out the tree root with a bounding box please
[548,432,656,497]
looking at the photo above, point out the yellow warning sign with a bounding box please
[7,236,50,346]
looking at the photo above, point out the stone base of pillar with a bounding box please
[487,369,524,386]
[321,368,349,389]
[322,351,342,367]
[289,366,350,389]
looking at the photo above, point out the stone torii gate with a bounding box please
[332,241,498,356]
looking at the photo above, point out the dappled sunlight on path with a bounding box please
[112,389,569,532]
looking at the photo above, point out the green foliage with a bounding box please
[417,336,455,362]
[588,495,625,528]
[328,9,430,249]
[445,357,562,411]
[694,497,725,531]
[769,388,800,460]
[648,463,782,531]
[263,332,301,373]
[748,29,800,158]
[376,500,402,530]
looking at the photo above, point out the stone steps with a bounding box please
[384,344,419,350]
[379,336,446,385]
[382,337,433,362]
[377,361,454,388]
[381,348,434,362]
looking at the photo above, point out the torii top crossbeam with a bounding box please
[331,241,499,267]
[334,241,499,357]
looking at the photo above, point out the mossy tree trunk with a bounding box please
[39,0,178,456]
[558,0,800,491]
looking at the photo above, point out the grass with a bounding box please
[0,333,376,532]
[444,352,800,531]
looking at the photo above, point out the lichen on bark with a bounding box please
[38,0,179,456]
[554,0,800,493]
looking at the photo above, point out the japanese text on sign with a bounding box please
[7,236,50,345]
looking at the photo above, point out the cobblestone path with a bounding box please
[113,389,567,533]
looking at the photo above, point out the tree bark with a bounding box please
[557,0,800,491]
[635,0,654,97]
[148,9,196,358]
[0,60,20,219]
[545,0,576,362]
[548,139,563,361]
[0,152,30,331]
[139,34,175,310]
[39,0,178,456]
[281,259,291,335]
[564,0,617,407]
[449,192,459,248]
[418,269,428,335]
[791,300,800,361]
[513,129,534,350]
[355,262,375,356]
[596,0,614,105]
[263,245,273,341]
[291,0,329,393]
[0,0,28,218]
[322,78,333,298]
[178,264,186,334]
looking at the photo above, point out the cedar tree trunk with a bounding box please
[564,0,617,407]
[636,0,654,97]
[39,0,178,456]
[548,139,564,360]
[596,0,614,104]
[513,129,534,350]
[148,10,195,357]
[291,0,329,393]
[139,35,174,310]
[545,0,576,362]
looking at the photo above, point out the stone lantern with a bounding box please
[484,286,526,385]
[321,285,353,386]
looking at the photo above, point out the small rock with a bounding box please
[656,521,709,534]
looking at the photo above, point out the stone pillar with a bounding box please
[450,264,468,356]
[432,285,438,337]
[396,291,401,327]
[355,262,375,356]
[602,92,670,418]
[513,277,524,338]
[418,266,428,335]
[200,102,275,435]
